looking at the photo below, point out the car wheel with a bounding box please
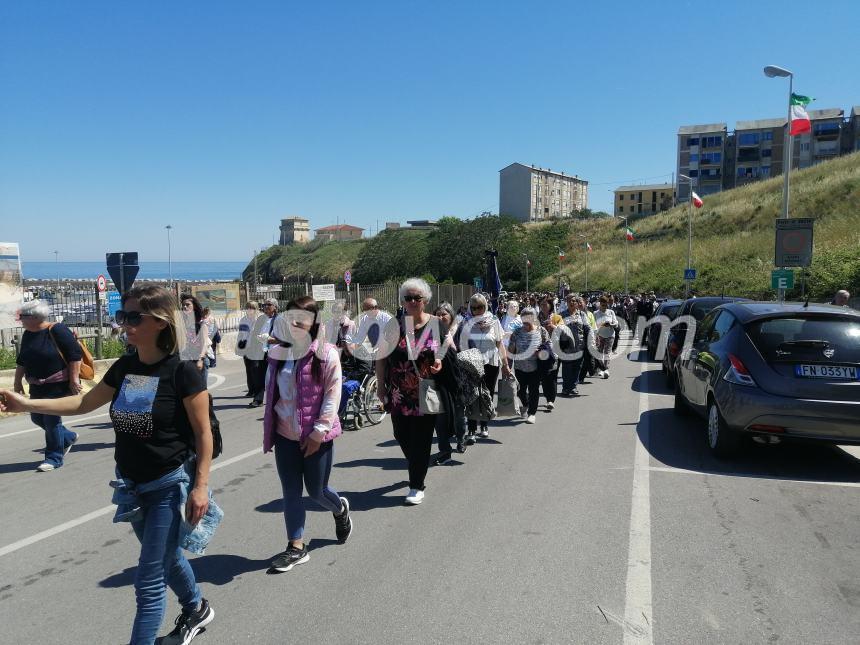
[707,400,741,458]
[673,375,690,415]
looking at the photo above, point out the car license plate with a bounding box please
[795,364,858,380]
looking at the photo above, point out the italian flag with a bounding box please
[625,227,636,241]
[691,191,704,208]
[789,93,813,136]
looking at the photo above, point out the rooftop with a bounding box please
[615,183,674,193]
[315,224,364,232]
[735,117,785,130]
[808,108,844,120]
[678,123,727,135]
[500,162,586,182]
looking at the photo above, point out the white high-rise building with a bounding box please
[499,163,588,223]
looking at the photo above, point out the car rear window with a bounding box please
[747,316,860,363]
[661,305,680,319]
[689,301,721,321]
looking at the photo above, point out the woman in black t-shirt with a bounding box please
[1,285,215,645]
[13,300,83,472]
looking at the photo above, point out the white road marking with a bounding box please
[0,447,262,559]
[0,373,229,440]
[648,465,860,488]
[623,350,653,644]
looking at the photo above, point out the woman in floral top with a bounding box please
[376,278,448,505]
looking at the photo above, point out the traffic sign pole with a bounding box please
[95,280,103,359]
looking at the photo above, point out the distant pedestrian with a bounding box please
[237,301,266,401]
[832,290,851,307]
[262,296,353,573]
[508,307,546,424]
[249,297,279,407]
[376,278,448,505]
[179,294,210,389]
[1,285,217,644]
[202,307,220,368]
[593,296,617,378]
[13,300,82,472]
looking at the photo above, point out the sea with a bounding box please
[22,261,247,282]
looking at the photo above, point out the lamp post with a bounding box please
[764,64,794,302]
[618,215,630,294]
[165,225,173,287]
[576,236,588,292]
[54,250,59,292]
[522,253,530,292]
[678,174,695,297]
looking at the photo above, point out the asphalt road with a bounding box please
[1,339,859,644]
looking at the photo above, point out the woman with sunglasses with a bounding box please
[0,285,215,644]
[12,299,82,472]
[179,294,210,388]
[376,278,448,505]
[262,296,352,573]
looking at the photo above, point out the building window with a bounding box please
[761,166,771,177]
[738,133,760,146]
[763,131,773,141]
[619,194,624,200]
[814,122,840,136]
[690,153,699,162]
[762,148,772,158]
[687,137,700,146]
[701,152,721,164]
[703,135,722,147]
[688,169,698,177]
[629,206,634,213]
[800,142,811,152]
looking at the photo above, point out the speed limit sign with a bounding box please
[97,274,107,292]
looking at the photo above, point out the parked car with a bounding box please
[674,302,860,457]
[646,299,683,360]
[662,296,750,387]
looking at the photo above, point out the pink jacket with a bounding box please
[263,340,343,453]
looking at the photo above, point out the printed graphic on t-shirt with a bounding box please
[111,374,159,438]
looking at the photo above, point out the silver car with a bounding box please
[675,302,860,457]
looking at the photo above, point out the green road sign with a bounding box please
[771,269,794,290]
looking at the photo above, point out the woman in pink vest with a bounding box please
[262,296,352,573]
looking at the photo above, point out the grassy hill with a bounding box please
[245,152,860,299]
[545,151,860,299]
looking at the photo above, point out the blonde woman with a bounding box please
[1,285,215,644]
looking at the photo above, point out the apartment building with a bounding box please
[279,217,311,245]
[315,224,364,242]
[852,107,860,151]
[499,162,588,222]
[676,124,727,203]
[732,118,786,187]
[613,184,675,216]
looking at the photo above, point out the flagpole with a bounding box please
[783,72,793,221]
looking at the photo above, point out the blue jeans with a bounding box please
[561,358,583,393]
[129,484,201,645]
[273,434,343,542]
[30,412,76,467]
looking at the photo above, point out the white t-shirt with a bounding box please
[462,317,504,366]
[593,308,617,339]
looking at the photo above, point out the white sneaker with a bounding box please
[546,402,555,411]
[602,370,610,379]
[405,489,425,505]
[597,370,606,379]
[36,462,55,472]
[526,415,536,424]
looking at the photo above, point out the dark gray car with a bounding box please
[675,302,860,457]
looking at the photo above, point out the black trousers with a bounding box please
[538,359,557,404]
[253,358,268,404]
[243,357,264,396]
[468,363,500,433]
[392,414,437,490]
[515,369,541,416]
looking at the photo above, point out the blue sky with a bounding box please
[2,1,858,261]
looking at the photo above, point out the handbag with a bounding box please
[496,374,520,417]
[405,330,442,415]
[48,324,95,381]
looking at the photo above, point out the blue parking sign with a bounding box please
[107,291,121,317]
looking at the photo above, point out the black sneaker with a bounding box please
[464,434,476,446]
[334,497,353,544]
[162,598,214,644]
[432,452,453,466]
[270,544,309,573]
[455,441,466,454]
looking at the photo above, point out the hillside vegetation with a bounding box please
[246,152,860,299]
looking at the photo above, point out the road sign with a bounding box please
[107,291,122,317]
[771,269,795,290]
[344,270,352,286]
[106,252,139,294]
[96,274,107,292]
[775,218,813,267]
[312,284,337,301]
[684,268,697,281]
[473,277,483,290]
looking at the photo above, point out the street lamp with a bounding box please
[522,253,530,292]
[165,225,173,287]
[576,236,588,292]
[678,173,695,297]
[54,250,59,292]
[764,64,794,303]
[617,214,630,294]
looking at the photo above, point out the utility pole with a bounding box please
[165,225,173,287]
[54,250,59,292]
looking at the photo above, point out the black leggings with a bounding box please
[468,364,500,433]
[392,414,437,490]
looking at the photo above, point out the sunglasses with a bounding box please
[403,295,423,303]
[115,310,153,327]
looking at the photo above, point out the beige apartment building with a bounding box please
[499,162,588,222]
[614,184,674,216]
[279,217,311,245]
[315,224,364,242]
[676,124,727,203]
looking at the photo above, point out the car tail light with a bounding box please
[749,424,785,433]
[724,353,757,387]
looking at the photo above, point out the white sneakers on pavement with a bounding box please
[546,402,554,411]
[405,489,425,505]
[36,463,55,472]
[526,415,536,424]
[602,370,610,379]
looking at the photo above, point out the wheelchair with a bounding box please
[338,356,386,430]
